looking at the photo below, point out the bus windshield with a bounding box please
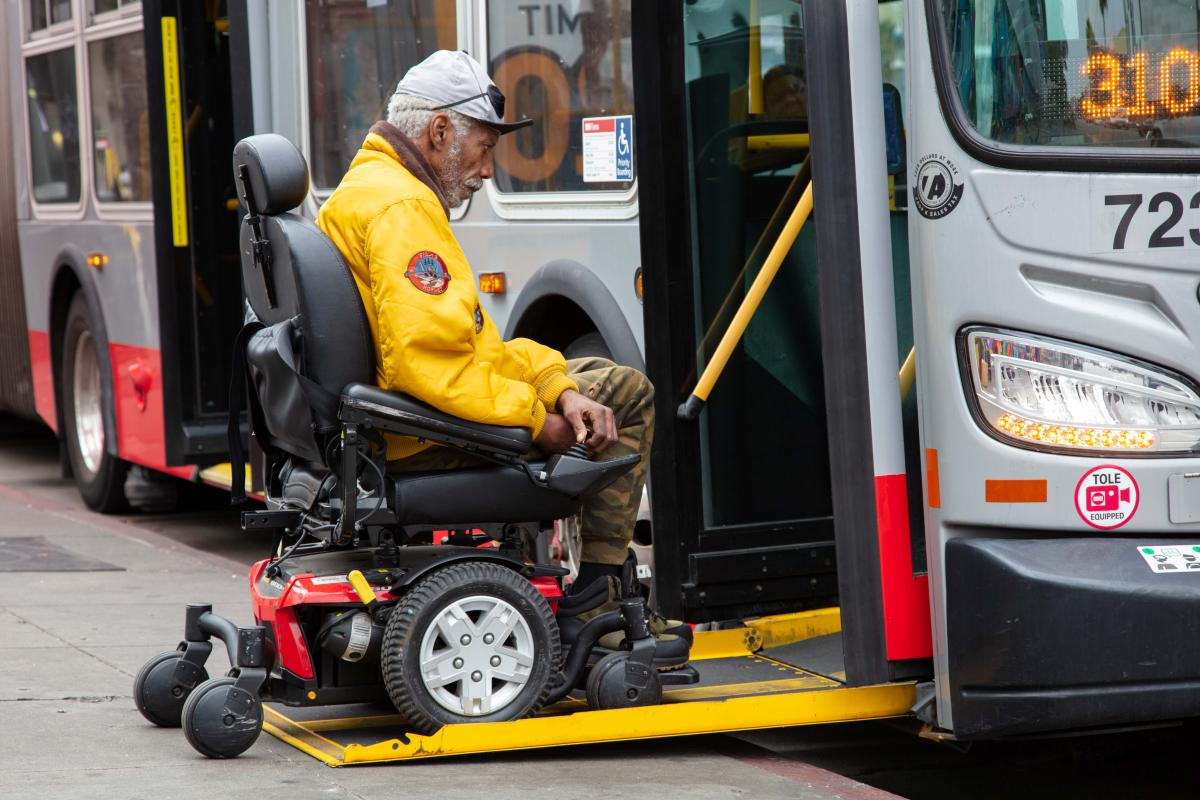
[939,0,1200,149]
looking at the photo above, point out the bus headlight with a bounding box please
[961,327,1200,454]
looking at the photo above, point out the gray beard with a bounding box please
[438,141,484,209]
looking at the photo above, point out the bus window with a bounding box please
[683,0,822,527]
[486,0,635,193]
[940,0,1200,149]
[91,0,138,15]
[50,0,69,25]
[26,1,48,31]
[25,47,81,204]
[25,1,71,32]
[88,32,152,203]
[305,0,457,191]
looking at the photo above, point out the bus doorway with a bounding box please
[143,0,243,466]
[635,0,929,688]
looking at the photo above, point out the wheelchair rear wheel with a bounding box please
[381,561,560,734]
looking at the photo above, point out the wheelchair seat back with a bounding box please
[231,134,372,470]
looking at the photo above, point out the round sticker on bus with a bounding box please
[912,153,964,220]
[1074,465,1140,530]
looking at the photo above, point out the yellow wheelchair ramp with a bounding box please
[262,609,916,766]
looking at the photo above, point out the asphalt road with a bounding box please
[1,418,1197,800]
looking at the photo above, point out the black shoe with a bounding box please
[557,576,691,670]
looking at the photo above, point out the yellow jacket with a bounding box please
[316,124,576,460]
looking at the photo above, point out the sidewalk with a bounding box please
[0,434,901,800]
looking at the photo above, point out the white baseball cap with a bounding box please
[396,50,534,134]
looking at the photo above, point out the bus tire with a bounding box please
[62,294,128,513]
[563,331,613,362]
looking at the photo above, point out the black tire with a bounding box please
[563,331,613,361]
[133,651,209,728]
[181,677,263,759]
[585,651,662,710]
[381,561,560,734]
[61,294,128,512]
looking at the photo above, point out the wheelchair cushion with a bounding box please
[392,464,580,524]
[342,383,532,456]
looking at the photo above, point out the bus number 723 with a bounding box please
[1104,191,1200,250]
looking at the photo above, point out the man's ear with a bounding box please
[428,112,452,153]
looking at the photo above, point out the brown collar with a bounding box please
[368,121,450,217]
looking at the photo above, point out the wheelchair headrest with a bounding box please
[232,134,309,215]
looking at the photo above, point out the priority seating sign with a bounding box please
[582,115,634,183]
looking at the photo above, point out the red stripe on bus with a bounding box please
[874,473,932,661]
[108,342,191,479]
[28,330,57,431]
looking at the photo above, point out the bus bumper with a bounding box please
[945,535,1200,738]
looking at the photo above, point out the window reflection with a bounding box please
[89,33,152,202]
[25,48,81,204]
[487,0,635,193]
[683,0,825,526]
[305,0,456,190]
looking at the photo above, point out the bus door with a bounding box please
[142,0,245,465]
[634,0,929,687]
[910,0,1200,737]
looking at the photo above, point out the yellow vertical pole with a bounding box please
[748,0,763,114]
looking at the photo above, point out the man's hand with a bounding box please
[534,413,577,455]
[556,389,618,453]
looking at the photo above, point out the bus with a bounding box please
[8,0,1200,747]
[0,0,644,513]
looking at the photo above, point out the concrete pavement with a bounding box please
[0,431,898,800]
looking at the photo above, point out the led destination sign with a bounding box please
[1081,47,1200,120]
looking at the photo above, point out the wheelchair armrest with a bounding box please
[339,384,533,457]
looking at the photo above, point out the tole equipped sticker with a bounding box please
[1074,465,1140,530]
[1137,545,1200,573]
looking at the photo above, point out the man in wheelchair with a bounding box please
[315,49,690,667]
[129,50,705,759]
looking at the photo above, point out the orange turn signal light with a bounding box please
[634,267,644,302]
[479,272,506,294]
[86,253,108,270]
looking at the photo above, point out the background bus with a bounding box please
[0,0,646,511]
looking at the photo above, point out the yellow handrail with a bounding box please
[899,347,916,399]
[746,133,811,152]
[678,182,814,419]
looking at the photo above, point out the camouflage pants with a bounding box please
[389,358,654,566]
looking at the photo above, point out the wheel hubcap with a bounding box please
[419,595,535,717]
[72,330,104,479]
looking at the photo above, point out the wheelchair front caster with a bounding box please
[181,677,264,758]
[133,650,209,728]
[586,651,663,710]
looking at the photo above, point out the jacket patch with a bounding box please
[405,251,450,295]
[474,303,484,334]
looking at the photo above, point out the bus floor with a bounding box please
[263,610,915,766]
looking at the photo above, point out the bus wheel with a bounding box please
[563,331,612,361]
[62,295,128,512]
